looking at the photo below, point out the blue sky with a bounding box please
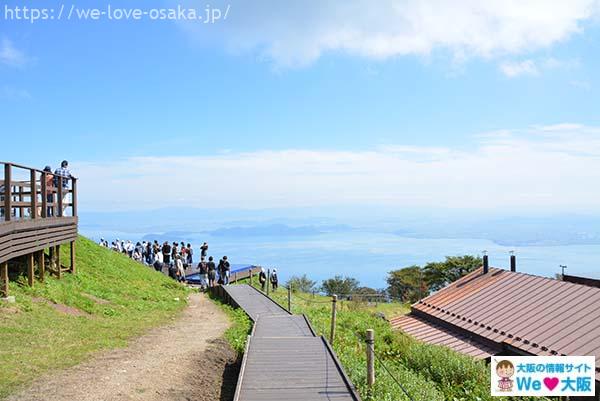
[2,1,600,213]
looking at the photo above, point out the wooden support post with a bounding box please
[71,178,77,217]
[233,271,237,283]
[27,253,34,287]
[1,262,8,297]
[249,268,253,286]
[366,329,375,389]
[18,185,23,218]
[39,251,45,282]
[57,177,63,217]
[70,241,76,274]
[330,294,338,345]
[287,284,292,312]
[30,169,37,219]
[266,269,270,296]
[4,163,11,221]
[56,245,61,279]
[41,172,47,218]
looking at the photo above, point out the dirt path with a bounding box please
[7,293,239,401]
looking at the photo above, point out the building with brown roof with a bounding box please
[390,261,600,399]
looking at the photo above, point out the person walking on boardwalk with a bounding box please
[218,256,231,285]
[270,268,279,291]
[197,257,208,290]
[207,256,217,288]
[259,268,267,292]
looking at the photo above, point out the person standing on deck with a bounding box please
[43,166,55,217]
[53,160,76,215]
[200,242,208,259]
[259,268,267,292]
[270,268,278,291]
[207,256,217,287]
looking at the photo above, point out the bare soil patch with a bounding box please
[7,292,237,401]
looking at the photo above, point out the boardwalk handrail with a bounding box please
[1,161,77,222]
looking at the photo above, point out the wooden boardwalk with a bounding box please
[221,284,362,401]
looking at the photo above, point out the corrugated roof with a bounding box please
[390,314,501,359]
[395,267,600,381]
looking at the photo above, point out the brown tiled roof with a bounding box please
[390,314,501,359]
[393,267,600,381]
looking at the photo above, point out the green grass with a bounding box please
[0,236,189,399]
[238,280,545,401]
[208,292,253,355]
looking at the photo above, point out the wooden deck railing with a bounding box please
[1,161,79,298]
[1,161,77,221]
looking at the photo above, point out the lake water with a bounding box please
[81,228,600,289]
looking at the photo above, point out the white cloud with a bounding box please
[179,0,599,67]
[499,57,580,77]
[0,38,27,66]
[76,124,600,213]
[499,59,539,77]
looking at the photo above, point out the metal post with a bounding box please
[287,284,292,312]
[4,163,12,221]
[330,294,337,345]
[366,329,375,389]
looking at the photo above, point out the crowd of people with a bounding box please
[99,239,235,289]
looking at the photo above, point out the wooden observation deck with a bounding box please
[0,161,78,298]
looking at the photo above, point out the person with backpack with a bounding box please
[197,257,208,290]
[218,256,231,285]
[270,268,279,291]
[259,268,267,292]
[207,256,217,288]
[175,255,186,283]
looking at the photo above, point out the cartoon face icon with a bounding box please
[497,360,514,378]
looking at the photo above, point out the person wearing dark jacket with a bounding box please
[259,268,267,292]
[218,256,231,285]
[207,256,217,288]
[270,268,278,291]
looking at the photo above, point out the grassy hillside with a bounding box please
[0,236,189,399]
[230,280,546,401]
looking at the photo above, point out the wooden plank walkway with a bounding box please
[221,284,362,401]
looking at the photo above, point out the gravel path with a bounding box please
[7,293,239,401]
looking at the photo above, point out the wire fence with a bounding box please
[352,330,416,401]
